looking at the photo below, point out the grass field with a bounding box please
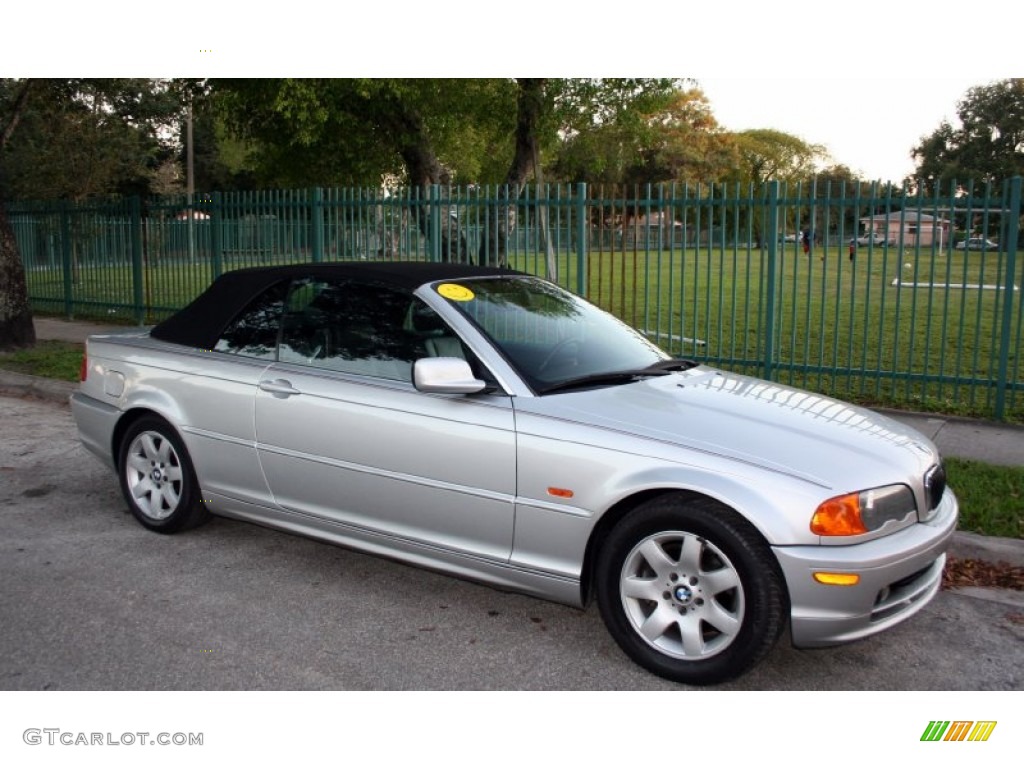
[531,243,1023,421]
[945,458,1024,539]
[24,241,1024,421]
[0,340,83,380]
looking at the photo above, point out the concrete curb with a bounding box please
[949,531,1024,568]
[0,370,75,404]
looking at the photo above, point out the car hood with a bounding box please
[517,366,938,491]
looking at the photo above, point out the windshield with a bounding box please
[432,276,670,392]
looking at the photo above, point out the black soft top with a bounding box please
[150,260,525,349]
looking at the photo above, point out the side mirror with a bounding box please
[413,357,487,394]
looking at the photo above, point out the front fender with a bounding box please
[600,463,824,547]
[511,432,825,586]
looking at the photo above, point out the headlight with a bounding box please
[811,484,917,536]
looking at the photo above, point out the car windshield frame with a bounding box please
[429,275,672,394]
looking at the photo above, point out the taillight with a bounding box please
[79,351,88,382]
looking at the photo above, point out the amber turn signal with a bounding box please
[811,493,867,536]
[813,572,861,586]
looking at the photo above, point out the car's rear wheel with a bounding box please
[596,494,786,685]
[118,415,210,534]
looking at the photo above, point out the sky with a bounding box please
[696,77,986,182]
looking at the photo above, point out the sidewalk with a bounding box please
[1,316,1020,571]
[33,316,138,343]
[876,409,1024,469]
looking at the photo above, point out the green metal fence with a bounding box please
[10,178,1023,421]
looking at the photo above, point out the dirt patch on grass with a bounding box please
[943,556,1024,591]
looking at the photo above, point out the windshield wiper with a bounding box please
[643,358,699,372]
[539,369,671,395]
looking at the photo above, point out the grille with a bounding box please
[924,464,946,511]
[870,558,943,623]
[888,565,932,592]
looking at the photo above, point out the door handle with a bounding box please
[258,379,301,397]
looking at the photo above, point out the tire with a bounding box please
[596,494,786,685]
[117,415,211,534]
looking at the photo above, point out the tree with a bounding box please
[627,88,738,184]
[482,78,548,267]
[0,79,184,202]
[912,78,1024,194]
[176,94,259,193]
[213,79,521,263]
[481,79,689,267]
[211,78,689,267]
[0,80,37,349]
[0,79,187,349]
[549,80,691,184]
[729,128,827,185]
[213,79,690,189]
[212,79,516,188]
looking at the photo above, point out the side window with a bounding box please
[278,279,434,381]
[213,280,288,359]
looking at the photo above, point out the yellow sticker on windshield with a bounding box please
[437,283,475,302]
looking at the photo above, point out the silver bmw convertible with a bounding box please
[71,262,957,685]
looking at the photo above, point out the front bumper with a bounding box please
[774,487,958,648]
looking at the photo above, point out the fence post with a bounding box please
[763,181,780,380]
[311,187,324,263]
[210,192,223,280]
[575,182,587,296]
[59,201,73,319]
[130,196,144,324]
[429,185,441,262]
[994,175,1021,420]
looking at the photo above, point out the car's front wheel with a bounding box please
[596,494,786,685]
[117,415,210,534]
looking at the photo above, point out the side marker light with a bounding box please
[813,572,860,586]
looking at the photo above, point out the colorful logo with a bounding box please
[920,721,997,742]
[436,283,475,302]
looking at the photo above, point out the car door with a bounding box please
[176,279,288,510]
[253,276,517,562]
